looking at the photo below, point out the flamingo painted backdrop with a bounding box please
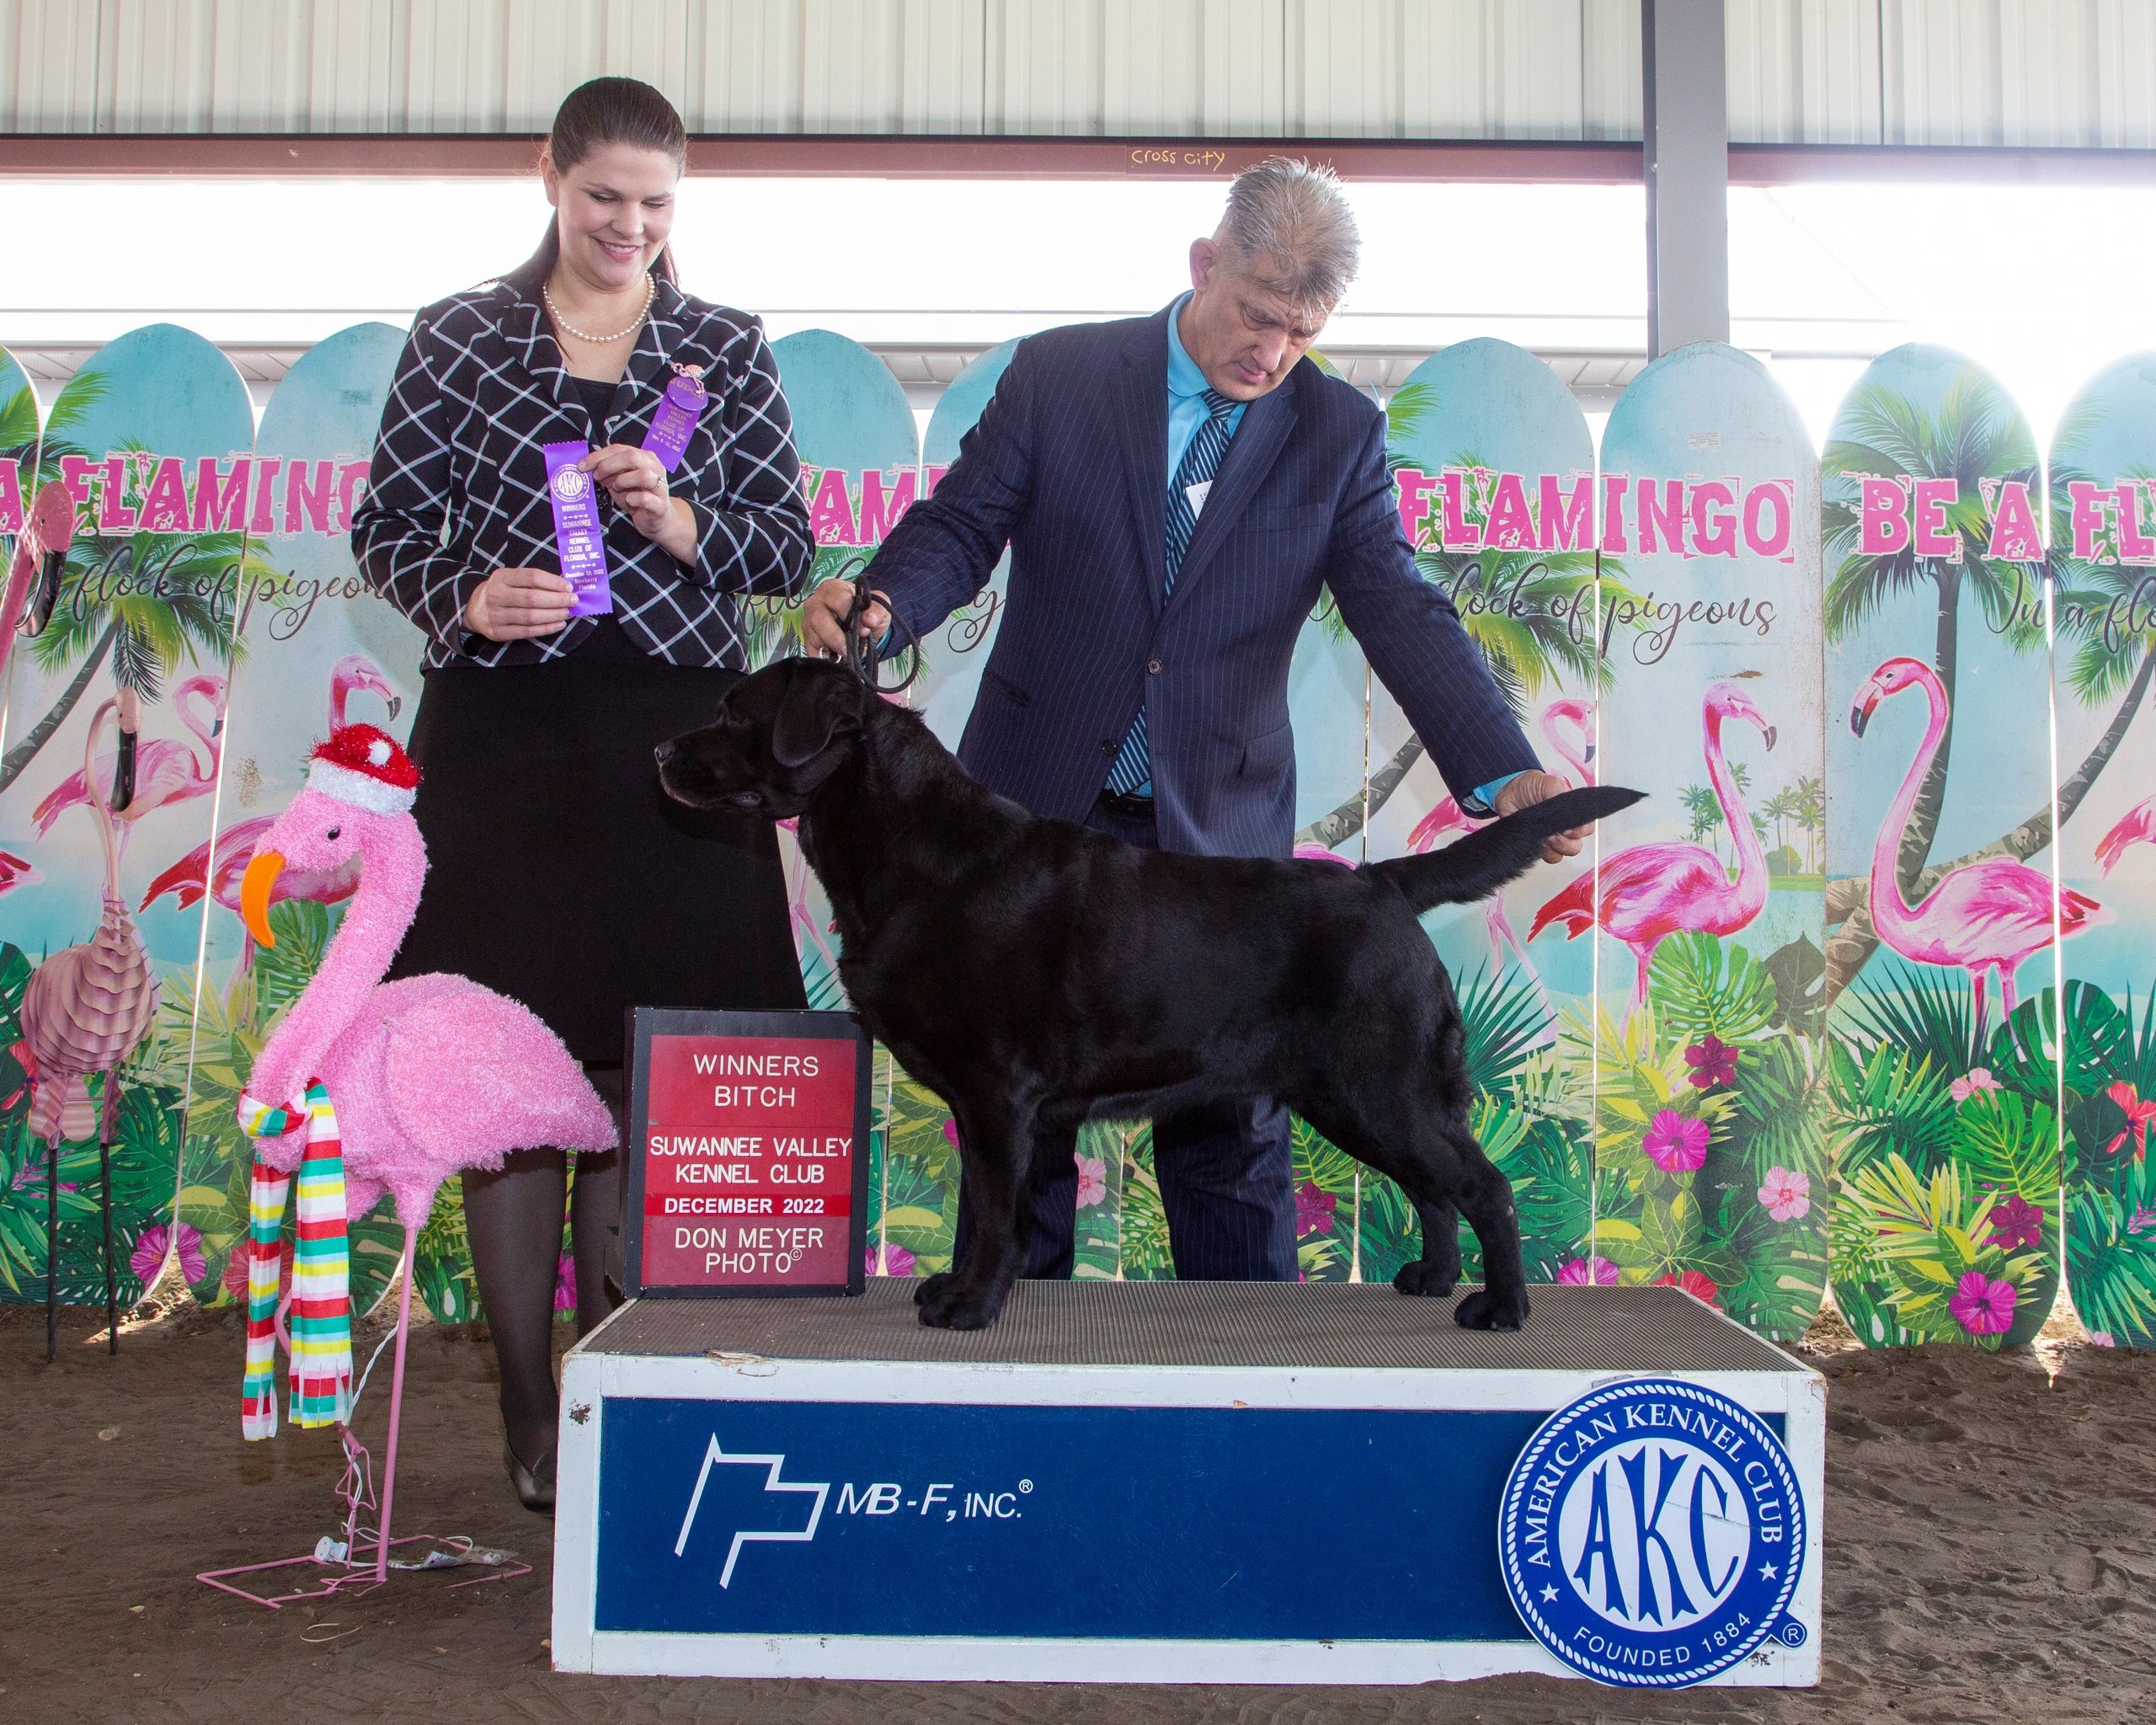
[8,318,2156,1363]
[1822,344,2064,1352]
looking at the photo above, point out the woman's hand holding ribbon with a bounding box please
[585,443,696,561]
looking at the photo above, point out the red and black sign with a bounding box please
[624,1009,871,1298]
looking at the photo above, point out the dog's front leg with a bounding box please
[915,1100,1036,1331]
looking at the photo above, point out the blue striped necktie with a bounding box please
[1106,387,1239,798]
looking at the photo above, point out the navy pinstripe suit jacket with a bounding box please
[873,305,1542,858]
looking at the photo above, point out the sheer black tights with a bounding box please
[459,1065,624,1470]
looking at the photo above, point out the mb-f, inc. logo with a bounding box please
[674,1437,830,1589]
[1498,1379,1806,1688]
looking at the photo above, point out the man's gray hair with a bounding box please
[1214,157,1361,311]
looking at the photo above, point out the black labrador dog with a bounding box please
[657,659,1639,1333]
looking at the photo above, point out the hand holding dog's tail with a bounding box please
[1363,786,1645,915]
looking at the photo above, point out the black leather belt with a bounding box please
[1094,788,1156,821]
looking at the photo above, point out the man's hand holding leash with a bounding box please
[803,575,890,660]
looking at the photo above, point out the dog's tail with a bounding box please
[1362,785,1645,915]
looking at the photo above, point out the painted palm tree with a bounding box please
[1301,430,1623,850]
[2044,434,2156,855]
[1679,782,1721,852]
[1761,787,1804,869]
[1820,367,2050,1001]
[1794,775,1825,873]
[0,440,268,797]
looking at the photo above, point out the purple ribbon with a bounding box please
[543,441,612,617]
[643,371,707,474]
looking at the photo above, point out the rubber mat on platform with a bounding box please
[583,1280,1805,1375]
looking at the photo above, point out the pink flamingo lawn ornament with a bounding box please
[0,481,76,678]
[1529,681,1776,1017]
[31,671,226,852]
[199,723,612,1603]
[2096,796,2156,875]
[19,691,158,1361]
[1851,655,2105,1031]
[138,654,401,931]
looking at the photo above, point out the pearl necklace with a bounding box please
[542,274,654,344]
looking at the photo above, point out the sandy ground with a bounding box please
[4,1298,2154,1725]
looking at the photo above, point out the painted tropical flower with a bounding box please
[1557,1255,1618,1286]
[223,1238,293,1302]
[1642,1110,1710,1173]
[11,1162,77,1194]
[1683,1034,1738,1090]
[1757,1166,1812,1221]
[2105,1081,2156,1160]
[1295,1179,1337,1237]
[553,1251,576,1312]
[942,1119,960,1148]
[130,1221,205,1290]
[1949,1068,2003,1103]
[1075,1155,1108,1208]
[866,1242,917,1278]
[1654,1269,1721,1306]
[2089,1332,2117,1348]
[1948,1271,2017,1338]
[1986,1195,2044,1252]
[2129,1204,2156,1236]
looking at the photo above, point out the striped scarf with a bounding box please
[237,1081,352,1439]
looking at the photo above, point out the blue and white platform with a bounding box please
[552,1281,1824,1688]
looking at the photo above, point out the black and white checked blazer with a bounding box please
[352,271,813,669]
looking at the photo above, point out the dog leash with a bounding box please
[836,560,922,696]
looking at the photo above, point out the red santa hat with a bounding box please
[307,724,420,815]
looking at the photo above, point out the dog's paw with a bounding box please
[1394,1260,1458,1298]
[1454,1287,1530,1331]
[915,1278,1006,1331]
[912,1271,957,1309]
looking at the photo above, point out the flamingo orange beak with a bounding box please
[240,851,284,948]
[1850,685,1881,737]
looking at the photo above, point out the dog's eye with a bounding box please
[326,826,341,841]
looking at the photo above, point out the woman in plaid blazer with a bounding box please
[351,77,813,1512]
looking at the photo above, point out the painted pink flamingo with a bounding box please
[1851,655,2105,1029]
[224,723,611,1586]
[326,654,403,729]
[32,672,226,849]
[776,816,841,980]
[139,654,399,926]
[2096,797,2156,874]
[0,481,76,679]
[19,691,158,1360]
[1409,696,1598,989]
[1529,681,1776,1016]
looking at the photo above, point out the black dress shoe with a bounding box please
[505,1440,557,1515]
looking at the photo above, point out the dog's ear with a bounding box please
[771,668,861,769]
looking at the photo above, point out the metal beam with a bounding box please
[1642,0,1730,356]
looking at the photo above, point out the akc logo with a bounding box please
[1498,1378,1806,1688]
[552,466,590,501]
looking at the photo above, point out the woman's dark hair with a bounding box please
[505,77,687,294]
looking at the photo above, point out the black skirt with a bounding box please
[389,620,806,1064]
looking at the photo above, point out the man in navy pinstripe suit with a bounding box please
[804,159,1583,1284]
